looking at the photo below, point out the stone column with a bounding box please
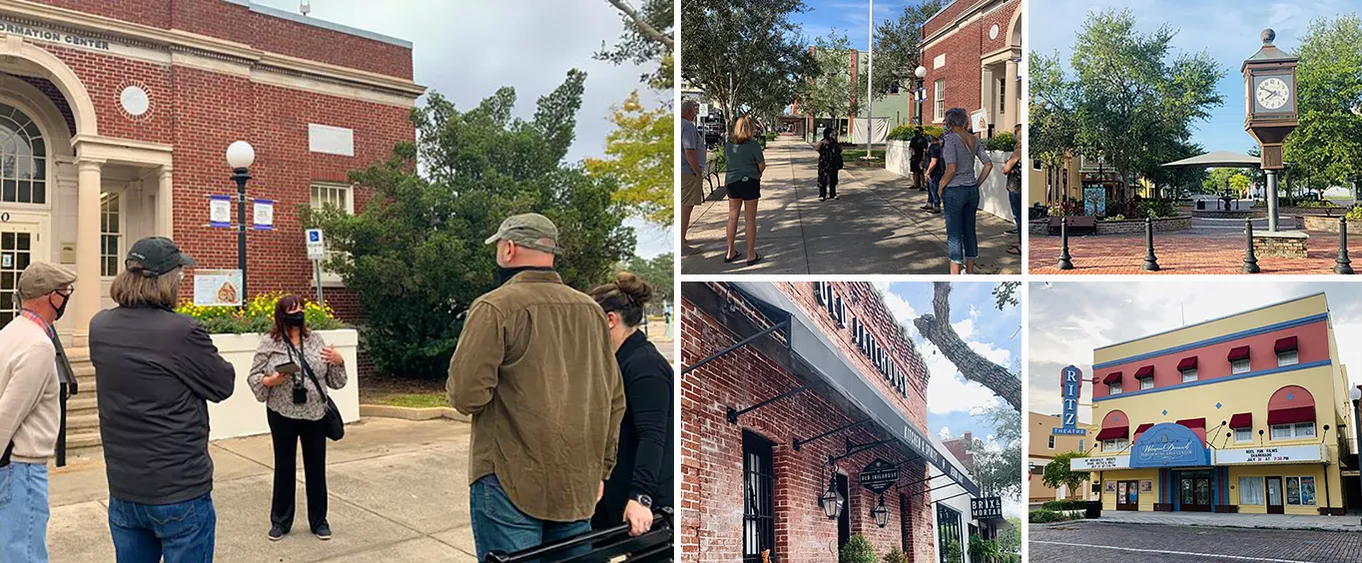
[1005,57,1020,131]
[980,66,995,129]
[157,166,173,238]
[73,158,103,347]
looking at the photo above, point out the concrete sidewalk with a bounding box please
[681,136,1021,275]
[1084,509,1362,532]
[48,417,478,562]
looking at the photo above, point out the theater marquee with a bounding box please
[1214,444,1328,466]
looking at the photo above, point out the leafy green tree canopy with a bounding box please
[1041,451,1090,495]
[307,71,634,379]
[1284,15,1362,188]
[965,405,1022,499]
[598,0,675,89]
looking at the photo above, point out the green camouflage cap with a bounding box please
[484,213,562,255]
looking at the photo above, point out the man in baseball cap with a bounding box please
[451,212,624,559]
[0,262,76,561]
[125,236,196,277]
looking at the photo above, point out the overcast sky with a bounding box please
[1029,281,1362,425]
[254,0,671,257]
[1029,0,1356,156]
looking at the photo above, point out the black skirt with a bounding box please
[726,178,761,200]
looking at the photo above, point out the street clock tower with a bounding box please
[1243,28,1299,232]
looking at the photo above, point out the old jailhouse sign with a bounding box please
[859,459,899,494]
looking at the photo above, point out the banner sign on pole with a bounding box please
[305,229,326,261]
[252,199,274,230]
[209,195,232,228]
[192,269,243,307]
[1054,365,1087,436]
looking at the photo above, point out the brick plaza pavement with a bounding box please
[1029,230,1354,275]
[1031,520,1362,562]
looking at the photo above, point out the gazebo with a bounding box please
[1162,151,1261,208]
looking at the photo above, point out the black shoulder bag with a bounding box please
[287,339,345,441]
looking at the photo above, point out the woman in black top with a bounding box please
[589,273,673,548]
[815,127,843,201]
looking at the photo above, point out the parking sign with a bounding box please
[306,229,326,261]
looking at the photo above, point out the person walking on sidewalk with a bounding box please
[909,127,928,190]
[680,100,705,248]
[588,273,673,558]
[0,262,76,563]
[91,237,236,562]
[248,295,347,542]
[723,116,765,266]
[936,108,993,274]
[449,213,625,560]
[1002,123,1024,256]
[815,127,843,201]
[921,133,945,213]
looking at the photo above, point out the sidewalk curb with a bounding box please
[359,404,471,423]
[1061,518,1362,533]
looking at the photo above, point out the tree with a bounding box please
[997,518,1022,555]
[1284,15,1362,190]
[992,281,1019,310]
[914,283,1021,411]
[599,0,675,89]
[871,1,946,101]
[1028,51,1080,170]
[965,405,1022,498]
[616,252,673,311]
[307,71,635,379]
[801,30,856,133]
[682,0,815,130]
[1041,451,1090,497]
[585,91,674,226]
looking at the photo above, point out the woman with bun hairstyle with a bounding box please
[588,273,673,548]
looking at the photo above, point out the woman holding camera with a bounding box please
[247,295,347,542]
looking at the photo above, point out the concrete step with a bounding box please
[66,429,102,452]
[66,396,98,414]
[66,413,100,431]
[64,348,100,449]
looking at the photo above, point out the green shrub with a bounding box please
[1138,199,1177,219]
[886,124,945,141]
[882,549,907,563]
[1099,214,1126,222]
[1029,509,1069,524]
[176,292,346,335]
[943,537,963,563]
[969,536,1002,563]
[1292,199,1336,208]
[985,131,1017,152]
[839,535,877,563]
[1346,206,1362,222]
[1042,499,1089,511]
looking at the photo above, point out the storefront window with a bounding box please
[1277,349,1298,367]
[742,432,775,563]
[1286,477,1301,505]
[1238,477,1264,505]
[936,504,962,563]
[1231,358,1251,374]
[1180,368,1197,383]
[1299,476,1316,505]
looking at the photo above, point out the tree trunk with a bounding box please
[913,282,1021,411]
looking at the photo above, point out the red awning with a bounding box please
[1095,426,1129,441]
[1133,365,1155,379]
[1228,346,1250,361]
[1135,423,1154,434]
[1177,356,1198,371]
[1102,372,1123,385]
[1229,413,1253,429]
[1267,406,1315,425]
[1275,336,1298,353]
[1176,417,1206,429]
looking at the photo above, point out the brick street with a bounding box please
[1029,228,1353,275]
[1030,520,1362,562]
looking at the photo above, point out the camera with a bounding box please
[292,377,307,404]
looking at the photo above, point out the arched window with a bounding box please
[0,103,47,204]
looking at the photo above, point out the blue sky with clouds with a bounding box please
[794,0,940,49]
[1030,0,1357,155]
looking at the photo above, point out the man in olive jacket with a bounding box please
[448,213,625,560]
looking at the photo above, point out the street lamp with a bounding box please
[871,494,889,528]
[914,66,927,125]
[820,473,844,520]
[226,140,255,305]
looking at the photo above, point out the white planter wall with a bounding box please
[884,141,1017,223]
[206,329,362,440]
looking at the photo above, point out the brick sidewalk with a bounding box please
[1029,230,1354,275]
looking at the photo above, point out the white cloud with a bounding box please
[882,288,918,326]
[924,340,1002,415]
[952,318,975,340]
[938,426,953,439]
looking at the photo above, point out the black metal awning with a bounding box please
[727,282,980,497]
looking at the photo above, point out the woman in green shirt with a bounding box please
[723,116,766,266]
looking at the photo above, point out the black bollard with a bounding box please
[1057,216,1074,270]
[1335,216,1354,275]
[1143,216,1160,271]
[1243,217,1260,274]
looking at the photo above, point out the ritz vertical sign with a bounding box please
[1053,365,1086,436]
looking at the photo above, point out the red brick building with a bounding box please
[0,0,422,344]
[917,0,1022,137]
[680,281,983,562]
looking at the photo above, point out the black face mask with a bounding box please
[496,266,553,287]
[50,293,69,321]
[283,312,306,327]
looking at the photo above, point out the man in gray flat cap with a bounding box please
[449,213,625,559]
[0,261,76,562]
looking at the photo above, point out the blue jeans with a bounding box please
[943,185,981,265]
[1009,190,1022,243]
[0,462,49,562]
[928,177,942,208]
[108,493,216,563]
[471,474,591,562]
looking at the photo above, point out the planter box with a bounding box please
[1095,216,1193,235]
[206,329,362,441]
[884,141,1016,223]
[1252,230,1310,259]
[1301,215,1362,234]
[1192,209,1265,219]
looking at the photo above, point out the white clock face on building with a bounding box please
[1256,77,1290,110]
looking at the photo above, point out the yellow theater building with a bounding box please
[1069,294,1353,515]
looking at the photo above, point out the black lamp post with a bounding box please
[871,494,889,528]
[914,65,927,125]
[226,140,255,305]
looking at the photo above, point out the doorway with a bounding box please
[836,474,850,550]
[1266,477,1284,514]
[1116,480,1139,511]
[0,225,37,325]
[1179,472,1213,512]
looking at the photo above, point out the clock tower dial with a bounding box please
[1255,77,1290,110]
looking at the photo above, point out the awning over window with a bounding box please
[1228,346,1250,361]
[1177,356,1198,371]
[1176,417,1205,429]
[1133,365,1154,379]
[1267,406,1315,425]
[1275,336,1298,353]
[1135,423,1154,434]
[1095,425,1129,441]
[731,282,980,497]
[1229,413,1253,429]
[1102,372,1122,385]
